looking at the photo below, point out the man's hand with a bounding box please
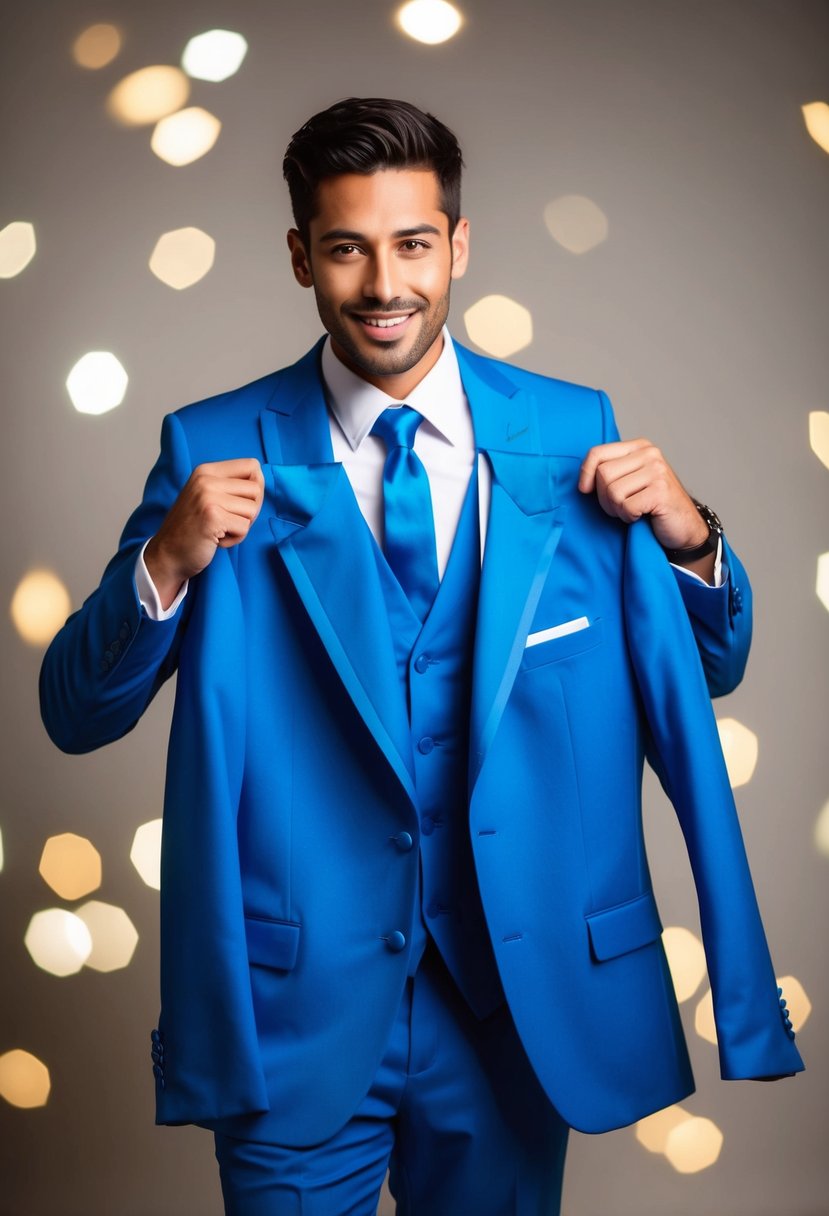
[144,459,265,610]
[578,438,715,583]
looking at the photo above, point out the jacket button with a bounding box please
[150,1029,161,1044]
[386,930,406,953]
[153,1063,164,1079]
[414,654,430,674]
[392,831,414,852]
[418,736,435,755]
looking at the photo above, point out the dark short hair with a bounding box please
[283,97,464,245]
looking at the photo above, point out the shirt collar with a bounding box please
[320,328,468,451]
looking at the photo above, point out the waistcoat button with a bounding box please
[386,930,406,952]
[413,653,430,674]
[418,736,435,755]
[393,831,414,852]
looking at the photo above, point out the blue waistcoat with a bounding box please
[373,465,505,1019]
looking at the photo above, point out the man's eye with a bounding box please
[401,240,428,252]
[332,244,360,256]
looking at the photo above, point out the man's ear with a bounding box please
[450,217,470,281]
[287,229,313,287]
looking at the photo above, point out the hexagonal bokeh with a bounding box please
[397,0,463,44]
[76,901,139,972]
[151,107,221,166]
[72,23,122,69]
[777,974,812,1030]
[664,1115,723,1173]
[543,194,609,254]
[715,716,758,787]
[661,926,706,1003]
[0,1049,51,1109]
[182,29,248,81]
[463,294,533,359]
[809,410,829,470]
[107,65,190,126]
[25,909,92,977]
[39,833,101,900]
[149,227,216,289]
[635,1104,692,1154]
[694,988,717,1045]
[10,569,71,647]
[0,221,36,279]
[802,101,829,155]
[130,818,162,890]
[66,351,128,415]
[817,552,829,613]
[814,799,829,857]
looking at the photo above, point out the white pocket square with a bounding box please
[525,616,590,648]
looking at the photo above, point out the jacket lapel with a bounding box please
[455,345,567,792]
[260,342,416,807]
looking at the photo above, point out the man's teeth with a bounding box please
[361,315,410,328]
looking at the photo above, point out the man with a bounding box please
[40,98,803,1215]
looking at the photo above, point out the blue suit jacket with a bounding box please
[40,339,803,1145]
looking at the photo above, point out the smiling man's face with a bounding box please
[287,168,469,398]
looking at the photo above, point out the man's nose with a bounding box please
[361,252,397,304]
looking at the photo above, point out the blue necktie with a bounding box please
[371,405,439,621]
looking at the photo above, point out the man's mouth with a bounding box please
[355,311,415,328]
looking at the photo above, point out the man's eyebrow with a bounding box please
[317,224,442,244]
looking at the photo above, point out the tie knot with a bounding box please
[370,405,423,451]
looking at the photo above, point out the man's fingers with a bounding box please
[194,458,264,481]
[578,438,651,492]
[595,469,654,521]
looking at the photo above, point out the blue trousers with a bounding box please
[214,941,569,1215]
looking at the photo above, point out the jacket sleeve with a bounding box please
[623,518,804,1080]
[39,412,193,754]
[598,389,751,698]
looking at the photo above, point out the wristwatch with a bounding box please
[662,499,723,562]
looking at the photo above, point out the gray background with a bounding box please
[1,1,827,1213]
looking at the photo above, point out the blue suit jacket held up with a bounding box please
[40,339,804,1146]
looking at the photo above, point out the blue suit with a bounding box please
[40,339,803,1152]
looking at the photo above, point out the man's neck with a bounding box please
[329,333,445,401]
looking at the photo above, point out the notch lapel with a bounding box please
[455,345,567,792]
[260,342,416,807]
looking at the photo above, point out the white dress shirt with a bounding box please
[136,331,720,618]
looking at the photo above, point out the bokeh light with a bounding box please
[72,23,122,70]
[662,926,707,1002]
[694,988,717,1045]
[39,833,101,901]
[802,101,829,155]
[814,799,829,857]
[151,107,221,166]
[76,901,139,972]
[0,1050,51,1109]
[149,226,215,289]
[636,1104,692,1153]
[0,221,36,279]
[397,0,463,44]
[10,570,71,647]
[817,552,829,613]
[182,29,248,81]
[463,294,533,358]
[107,66,190,126]
[25,909,92,977]
[543,194,609,254]
[809,410,829,470]
[130,819,162,890]
[716,716,759,787]
[664,1116,723,1173]
[777,975,812,1030]
[66,351,128,415]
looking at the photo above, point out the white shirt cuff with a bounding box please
[135,540,188,621]
[669,536,723,588]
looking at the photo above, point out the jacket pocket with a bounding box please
[521,617,604,670]
[585,891,662,962]
[244,915,301,971]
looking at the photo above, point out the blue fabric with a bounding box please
[371,406,439,622]
[38,338,801,1151]
[214,942,568,1216]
